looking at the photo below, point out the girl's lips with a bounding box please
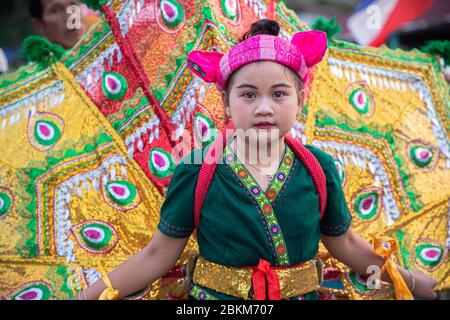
[254,123,274,129]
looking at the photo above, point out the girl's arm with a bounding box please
[321,228,438,299]
[72,230,189,300]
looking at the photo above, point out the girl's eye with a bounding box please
[242,92,256,99]
[273,92,286,98]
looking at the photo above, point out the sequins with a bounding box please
[71,220,119,254]
[157,0,186,32]
[220,0,241,25]
[8,281,52,300]
[192,257,320,299]
[0,187,13,219]
[345,82,374,118]
[148,148,176,178]
[351,187,383,222]
[407,140,439,171]
[103,179,141,210]
[334,158,346,186]
[102,72,128,101]
[415,239,447,272]
[346,271,375,295]
[194,113,217,147]
[27,112,64,151]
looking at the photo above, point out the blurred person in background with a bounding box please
[28,0,87,50]
[0,48,8,74]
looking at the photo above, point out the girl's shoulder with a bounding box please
[301,144,342,189]
[302,144,335,169]
[165,147,207,190]
[176,144,212,172]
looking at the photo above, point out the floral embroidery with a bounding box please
[277,245,286,254]
[271,225,280,235]
[238,170,247,178]
[190,285,219,300]
[225,153,235,164]
[267,148,294,204]
[251,187,260,195]
[224,145,294,266]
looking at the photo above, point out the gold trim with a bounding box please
[192,257,320,300]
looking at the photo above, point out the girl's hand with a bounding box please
[410,270,438,300]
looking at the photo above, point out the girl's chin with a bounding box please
[234,128,289,145]
[246,135,284,147]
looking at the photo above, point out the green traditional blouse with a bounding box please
[157,143,352,300]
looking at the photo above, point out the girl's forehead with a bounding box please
[232,61,295,85]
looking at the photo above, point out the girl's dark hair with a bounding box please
[223,19,303,108]
[240,19,280,41]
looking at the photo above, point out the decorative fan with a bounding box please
[0,0,448,299]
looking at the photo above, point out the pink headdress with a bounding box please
[187,30,328,91]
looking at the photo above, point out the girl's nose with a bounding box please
[254,98,273,116]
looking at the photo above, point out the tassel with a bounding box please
[97,262,120,300]
[78,0,108,11]
[312,16,342,41]
[370,235,414,300]
[420,40,450,66]
[21,36,65,67]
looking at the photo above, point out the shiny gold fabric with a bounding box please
[0,62,166,299]
[192,256,320,299]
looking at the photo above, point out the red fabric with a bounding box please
[244,259,305,300]
[102,5,174,141]
[318,292,333,300]
[251,259,281,300]
[160,265,185,287]
[194,129,227,229]
[161,265,185,279]
[97,4,177,194]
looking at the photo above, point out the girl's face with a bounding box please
[224,61,303,145]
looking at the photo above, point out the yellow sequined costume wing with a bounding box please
[0,0,449,300]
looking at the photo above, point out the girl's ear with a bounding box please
[222,91,231,118]
[225,107,231,118]
[297,89,305,114]
[186,50,224,83]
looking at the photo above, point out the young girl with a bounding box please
[74,20,437,300]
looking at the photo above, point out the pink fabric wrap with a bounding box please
[187,30,327,90]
